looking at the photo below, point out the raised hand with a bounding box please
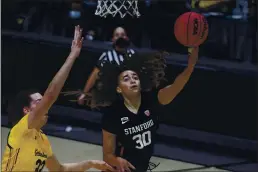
[188,46,199,68]
[70,25,84,58]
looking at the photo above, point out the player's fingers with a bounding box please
[192,47,199,57]
[188,47,193,54]
[73,26,77,40]
[80,37,84,43]
[74,25,79,40]
[127,162,135,170]
[76,25,81,40]
[79,28,83,38]
[118,165,125,172]
[76,27,82,39]
[71,40,76,48]
[79,37,84,47]
[105,163,116,172]
[124,166,131,172]
[117,168,122,172]
[193,46,199,52]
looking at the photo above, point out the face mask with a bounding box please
[69,10,81,19]
[114,37,130,49]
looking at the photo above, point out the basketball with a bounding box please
[174,12,209,47]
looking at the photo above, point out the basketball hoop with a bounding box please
[95,0,140,18]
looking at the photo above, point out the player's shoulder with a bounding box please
[8,115,28,148]
[40,130,52,145]
[35,130,53,156]
[11,114,29,134]
[40,130,47,138]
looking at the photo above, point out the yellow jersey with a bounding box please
[1,114,53,172]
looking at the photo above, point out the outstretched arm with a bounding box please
[46,155,114,172]
[102,130,119,166]
[28,26,83,129]
[158,47,199,105]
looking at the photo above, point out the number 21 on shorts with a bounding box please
[132,131,151,149]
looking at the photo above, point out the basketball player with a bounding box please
[1,25,114,172]
[82,47,199,171]
[78,26,135,105]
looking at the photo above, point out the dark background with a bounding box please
[1,0,257,61]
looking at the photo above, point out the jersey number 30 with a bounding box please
[35,159,45,172]
[132,131,151,149]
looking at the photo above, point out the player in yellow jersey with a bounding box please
[1,25,114,172]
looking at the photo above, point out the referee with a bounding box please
[78,27,135,105]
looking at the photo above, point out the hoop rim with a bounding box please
[95,0,141,18]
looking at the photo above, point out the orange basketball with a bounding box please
[174,12,209,47]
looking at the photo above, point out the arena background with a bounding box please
[1,0,257,171]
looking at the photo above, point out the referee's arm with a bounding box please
[82,67,100,93]
[78,52,105,104]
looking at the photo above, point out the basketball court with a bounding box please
[1,127,229,171]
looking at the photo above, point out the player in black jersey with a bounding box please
[102,86,161,172]
[96,47,199,172]
[65,47,199,171]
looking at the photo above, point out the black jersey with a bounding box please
[102,90,161,171]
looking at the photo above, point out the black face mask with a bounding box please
[114,37,130,49]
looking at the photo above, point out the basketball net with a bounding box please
[95,0,141,18]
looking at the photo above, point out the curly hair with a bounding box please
[63,51,167,108]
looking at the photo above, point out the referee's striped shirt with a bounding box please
[97,49,135,67]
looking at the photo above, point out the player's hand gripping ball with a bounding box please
[174,12,209,47]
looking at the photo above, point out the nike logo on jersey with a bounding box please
[121,117,129,124]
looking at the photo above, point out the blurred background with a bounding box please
[1,0,257,61]
[1,0,257,171]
